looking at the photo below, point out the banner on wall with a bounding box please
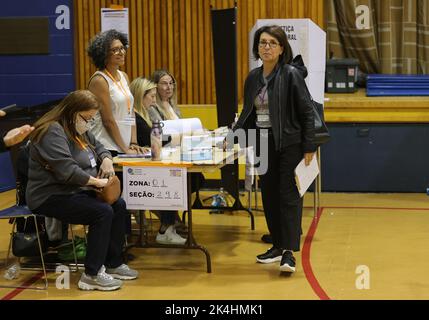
[101,8,129,38]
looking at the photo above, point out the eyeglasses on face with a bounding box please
[258,40,280,49]
[159,81,176,87]
[79,114,93,123]
[110,46,127,55]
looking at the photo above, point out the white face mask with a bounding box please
[75,117,90,135]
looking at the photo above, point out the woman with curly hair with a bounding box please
[87,29,144,156]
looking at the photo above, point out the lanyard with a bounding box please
[76,137,87,150]
[104,69,132,114]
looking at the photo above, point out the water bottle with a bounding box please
[218,187,227,207]
[4,263,20,280]
[151,120,163,161]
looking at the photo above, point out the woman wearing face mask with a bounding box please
[26,90,138,291]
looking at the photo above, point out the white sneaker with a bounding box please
[78,266,123,291]
[156,225,187,245]
[106,264,139,280]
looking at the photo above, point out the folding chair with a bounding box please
[0,142,83,290]
[0,205,48,290]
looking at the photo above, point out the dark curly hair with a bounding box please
[87,29,128,70]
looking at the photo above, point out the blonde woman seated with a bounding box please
[130,77,186,245]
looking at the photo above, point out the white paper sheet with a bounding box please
[161,118,203,135]
[101,8,129,37]
[161,118,204,147]
[294,156,320,197]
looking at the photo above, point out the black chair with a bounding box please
[0,205,48,290]
[0,143,81,290]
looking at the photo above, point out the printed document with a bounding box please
[294,157,319,197]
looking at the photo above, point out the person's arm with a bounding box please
[86,131,115,179]
[34,123,94,186]
[3,125,34,148]
[88,75,129,153]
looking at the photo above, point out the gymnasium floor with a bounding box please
[0,189,428,300]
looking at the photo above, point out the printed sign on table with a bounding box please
[123,166,188,211]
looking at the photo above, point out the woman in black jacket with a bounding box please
[232,25,316,273]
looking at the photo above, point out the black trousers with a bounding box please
[33,191,126,276]
[257,130,304,252]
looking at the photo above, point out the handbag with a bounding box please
[12,218,48,257]
[95,175,121,205]
[12,232,47,257]
[312,99,331,147]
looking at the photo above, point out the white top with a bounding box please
[89,70,135,152]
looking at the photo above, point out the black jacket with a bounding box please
[233,55,316,153]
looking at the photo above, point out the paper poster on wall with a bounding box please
[101,8,129,38]
[123,166,188,211]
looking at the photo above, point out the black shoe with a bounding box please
[261,234,273,244]
[280,251,296,273]
[256,247,283,264]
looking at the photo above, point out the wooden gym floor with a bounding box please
[0,189,428,300]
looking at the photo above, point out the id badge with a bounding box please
[257,114,270,123]
[88,151,97,168]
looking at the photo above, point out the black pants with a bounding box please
[257,130,304,252]
[33,191,126,276]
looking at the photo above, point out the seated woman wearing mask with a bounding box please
[26,90,138,291]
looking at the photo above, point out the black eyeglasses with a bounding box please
[79,114,92,123]
[258,40,280,49]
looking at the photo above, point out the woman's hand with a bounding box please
[125,147,138,154]
[141,146,151,154]
[128,143,146,154]
[304,152,316,166]
[87,176,108,188]
[98,157,115,178]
